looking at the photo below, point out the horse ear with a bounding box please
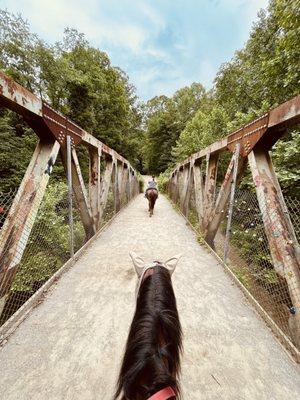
[164,254,182,275]
[129,252,145,277]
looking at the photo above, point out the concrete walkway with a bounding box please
[0,194,299,400]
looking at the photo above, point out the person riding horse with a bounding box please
[145,176,159,217]
[145,176,158,198]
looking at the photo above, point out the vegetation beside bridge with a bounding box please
[0,0,299,356]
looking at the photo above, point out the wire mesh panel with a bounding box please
[0,163,137,328]
[100,185,115,228]
[188,174,199,229]
[171,168,300,352]
[71,186,86,253]
[209,189,299,350]
[0,182,86,326]
[287,197,300,240]
[0,188,18,229]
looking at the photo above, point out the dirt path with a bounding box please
[0,194,299,399]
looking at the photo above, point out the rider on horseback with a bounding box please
[145,176,158,198]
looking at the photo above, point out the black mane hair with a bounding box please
[114,265,182,400]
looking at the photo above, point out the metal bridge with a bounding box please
[0,72,300,399]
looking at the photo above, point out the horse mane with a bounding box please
[114,265,182,400]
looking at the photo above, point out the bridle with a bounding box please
[141,261,163,282]
[147,386,175,400]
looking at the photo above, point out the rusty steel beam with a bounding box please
[70,148,96,239]
[204,155,247,246]
[0,139,60,316]
[248,148,300,348]
[169,172,179,204]
[179,166,189,211]
[227,113,269,156]
[135,175,140,196]
[60,147,96,239]
[192,162,205,227]
[66,136,75,258]
[171,95,300,176]
[0,71,42,118]
[223,143,240,263]
[268,95,300,129]
[0,71,134,168]
[118,164,127,207]
[89,146,101,229]
[127,170,132,201]
[173,172,180,204]
[99,160,114,223]
[112,163,121,213]
[203,153,219,229]
[181,164,193,217]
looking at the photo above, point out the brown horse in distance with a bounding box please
[146,189,158,217]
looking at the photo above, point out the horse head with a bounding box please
[114,253,182,400]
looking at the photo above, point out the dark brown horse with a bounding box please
[146,189,158,217]
[114,253,182,400]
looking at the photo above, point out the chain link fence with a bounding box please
[185,185,300,351]
[0,176,122,327]
[0,183,81,326]
[215,191,299,342]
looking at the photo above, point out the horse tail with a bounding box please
[114,266,182,400]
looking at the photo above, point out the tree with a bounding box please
[0,11,143,192]
[172,105,229,162]
[214,0,300,118]
[169,0,299,195]
[143,83,206,174]
[272,131,300,196]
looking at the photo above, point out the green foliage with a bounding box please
[0,111,37,191]
[157,170,172,193]
[187,209,199,230]
[12,182,85,292]
[143,0,299,197]
[0,10,143,192]
[173,105,229,162]
[233,267,251,290]
[263,269,279,284]
[137,173,144,193]
[0,10,40,90]
[272,131,300,196]
[197,234,206,246]
[214,0,300,117]
[143,84,207,174]
[101,191,115,224]
[231,225,272,269]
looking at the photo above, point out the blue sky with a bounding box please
[0,0,269,100]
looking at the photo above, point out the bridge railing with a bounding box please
[0,72,139,327]
[167,96,300,357]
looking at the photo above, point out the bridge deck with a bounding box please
[0,194,299,399]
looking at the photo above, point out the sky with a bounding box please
[0,0,269,101]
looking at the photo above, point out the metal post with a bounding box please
[223,143,240,263]
[203,153,219,229]
[67,136,74,258]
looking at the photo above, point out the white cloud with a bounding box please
[145,47,170,61]
[137,2,166,29]
[0,0,271,100]
[1,0,149,52]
